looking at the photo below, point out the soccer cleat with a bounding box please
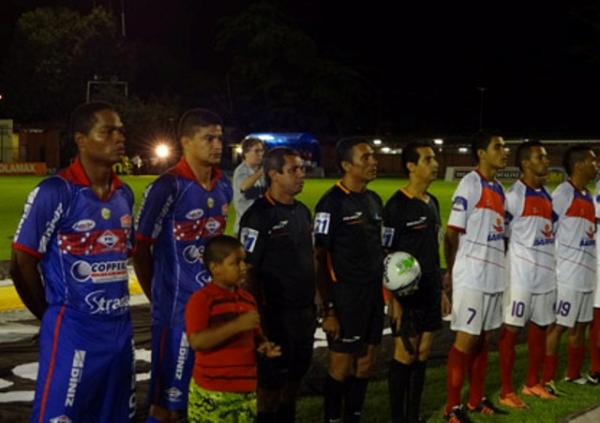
[586,372,600,385]
[521,384,557,400]
[444,405,473,423]
[499,392,528,409]
[467,397,509,415]
[564,376,588,385]
[543,380,564,397]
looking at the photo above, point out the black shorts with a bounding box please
[328,281,384,354]
[258,307,316,389]
[392,271,442,337]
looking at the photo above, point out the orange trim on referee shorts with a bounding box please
[39,305,66,423]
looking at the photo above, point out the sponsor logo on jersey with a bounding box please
[314,212,331,234]
[185,208,204,220]
[72,219,96,232]
[85,290,130,315]
[452,196,468,212]
[207,197,214,208]
[533,223,555,246]
[195,270,212,286]
[97,230,119,249]
[14,187,40,242]
[183,244,204,264]
[406,216,427,228]
[240,227,259,253]
[166,387,183,403]
[71,260,128,283]
[271,220,288,231]
[65,350,86,407]
[204,217,221,234]
[487,218,504,241]
[50,416,72,423]
[120,214,132,229]
[342,211,363,224]
[174,335,190,380]
[581,225,596,246]
[39,203,64,254]
[101,208,111,220]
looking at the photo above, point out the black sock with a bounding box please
[343,376,369,423]
[276,401,296,423]
[257,411,277,423]
[407,361,427,423]
[324,375,345,423]
[389,359,412,423]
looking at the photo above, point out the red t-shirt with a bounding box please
[185,283,260,392]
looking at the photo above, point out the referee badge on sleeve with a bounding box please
[240,227,259,253]
[382,226,395,247]
[314,212,331,235]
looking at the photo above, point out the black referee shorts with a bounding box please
[258,307,317,389]
[391,271,442,338]
[328,281,384,354]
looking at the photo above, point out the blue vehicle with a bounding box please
[244,132,320,168]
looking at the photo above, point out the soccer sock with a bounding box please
[407,360,427,423]
[445,346,468,414]
[567,345,585,380]
[389,359,411,422]
[257,412,277,423]
[324,374,345,423]
[590,308,600,373]
[276,401,296,422]
[499,327,518,397]
[467,343,489,407]
[542,354,558,383]
[343,376,369,423]
[526,323,546,387]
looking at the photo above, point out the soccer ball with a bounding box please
[383,251,421,297]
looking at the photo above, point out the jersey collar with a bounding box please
[59,156,123,191]
[335,180,352,195]
[171,157,223,191]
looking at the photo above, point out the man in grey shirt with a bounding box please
[233,137,267,233]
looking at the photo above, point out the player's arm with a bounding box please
[443,228,459,291]
[239,168,264,193]
[132,243,153,301]
[10,250,47,320]
[188,310,260,351]
[315,246,339,338]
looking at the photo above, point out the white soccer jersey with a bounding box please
[553,181,596,292]
[594,180,600,307]
[448,170,506,293]
[505,180,557,293]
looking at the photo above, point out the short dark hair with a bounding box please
[204,235,243,274]
[563,144,592,176]
[70,101,115,138]
[263,147,300,186]
[515,140,544,171]
[401,142,432,175]
[241,137,264,160]
[471,131,501,162]
[335,137,369,173]
[177,108,223,140]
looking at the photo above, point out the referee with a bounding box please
[239,147,316,423]
[383,142,449,423]
[315,138,385,423]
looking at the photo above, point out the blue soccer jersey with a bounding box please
[12,158,136,422]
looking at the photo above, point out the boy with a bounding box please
[185,235,281,423]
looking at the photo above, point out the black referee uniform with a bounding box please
[239,192,316,389]
[314,181,385,353]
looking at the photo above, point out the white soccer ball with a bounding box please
[383,251,421,297]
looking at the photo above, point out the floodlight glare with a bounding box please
[458,147,469,154]
[381,146,391,154]
[434,139,444,145]
[155,143,170,159]
[373,139,382,145]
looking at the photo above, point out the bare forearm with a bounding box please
[239,169,263,192]
[132,243,153,301]
[10,251,47,320]
[444,230,459,288]
[315,248,333,307]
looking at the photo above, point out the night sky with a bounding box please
[2,1,600,137]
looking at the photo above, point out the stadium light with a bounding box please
[381,146,391,154]
[155,143,171,159]
[373,139,382,145]
[458,147,469,154]
[234,145,243,155]
[434,138,444,145]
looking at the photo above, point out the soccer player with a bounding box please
[444,132,509,422]
[134,109,232,422]
[239,147,316,422]
[542,145,598,391]
[591,178,600,384]
[185,235,281,423]
[232,137,267,234]
[10,102,136,421]
[498,141,557,408]
[314,138,384,423]
[383,142,449,423]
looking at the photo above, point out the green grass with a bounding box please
[296,340,600,422]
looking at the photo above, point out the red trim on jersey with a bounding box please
[522,196,553,219]
[38,305,66,423]
[12,242,43,259]
[475,186,505,216]
[171,158,223,191]
[135,233,156,244]
[566,197,595,224]
[59,157,123,194]
[447,225,466,234]
[152,326,169,403]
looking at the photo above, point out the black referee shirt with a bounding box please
[239,193,315,310]
[383,189,441,273]
[314,181,384,285]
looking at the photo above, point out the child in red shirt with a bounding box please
[185,235,280,422]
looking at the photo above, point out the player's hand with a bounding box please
[441,290,451,318]
[236,311,260,331]
[257,341,282,358]
[442,271,452,292]
[322,314,340,340]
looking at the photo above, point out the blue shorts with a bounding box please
[147,323,194,411]
[32,305,136,423]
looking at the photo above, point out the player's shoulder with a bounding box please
[243,196,272,217]
[507,179,526,196]
[237,288,256,305]
[365,188,383,204]
[316,184,343,207]
[385,189,407,208]
[552,181,572,197]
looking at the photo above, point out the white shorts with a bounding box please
[451,287,503,335]
[503,285,556,327]
[594,283,600,309]
[555,286,594,328]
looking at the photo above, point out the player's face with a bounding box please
[344,143,378,182]
[525,146,550,178]
[482,136,508,170]
[580,150,598,181]
[76,109,125,166]
[273,155,305,196]
[214,247,247,288]
[184,125,223,166]
[244,143,265,167]
[412,147,439,183]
